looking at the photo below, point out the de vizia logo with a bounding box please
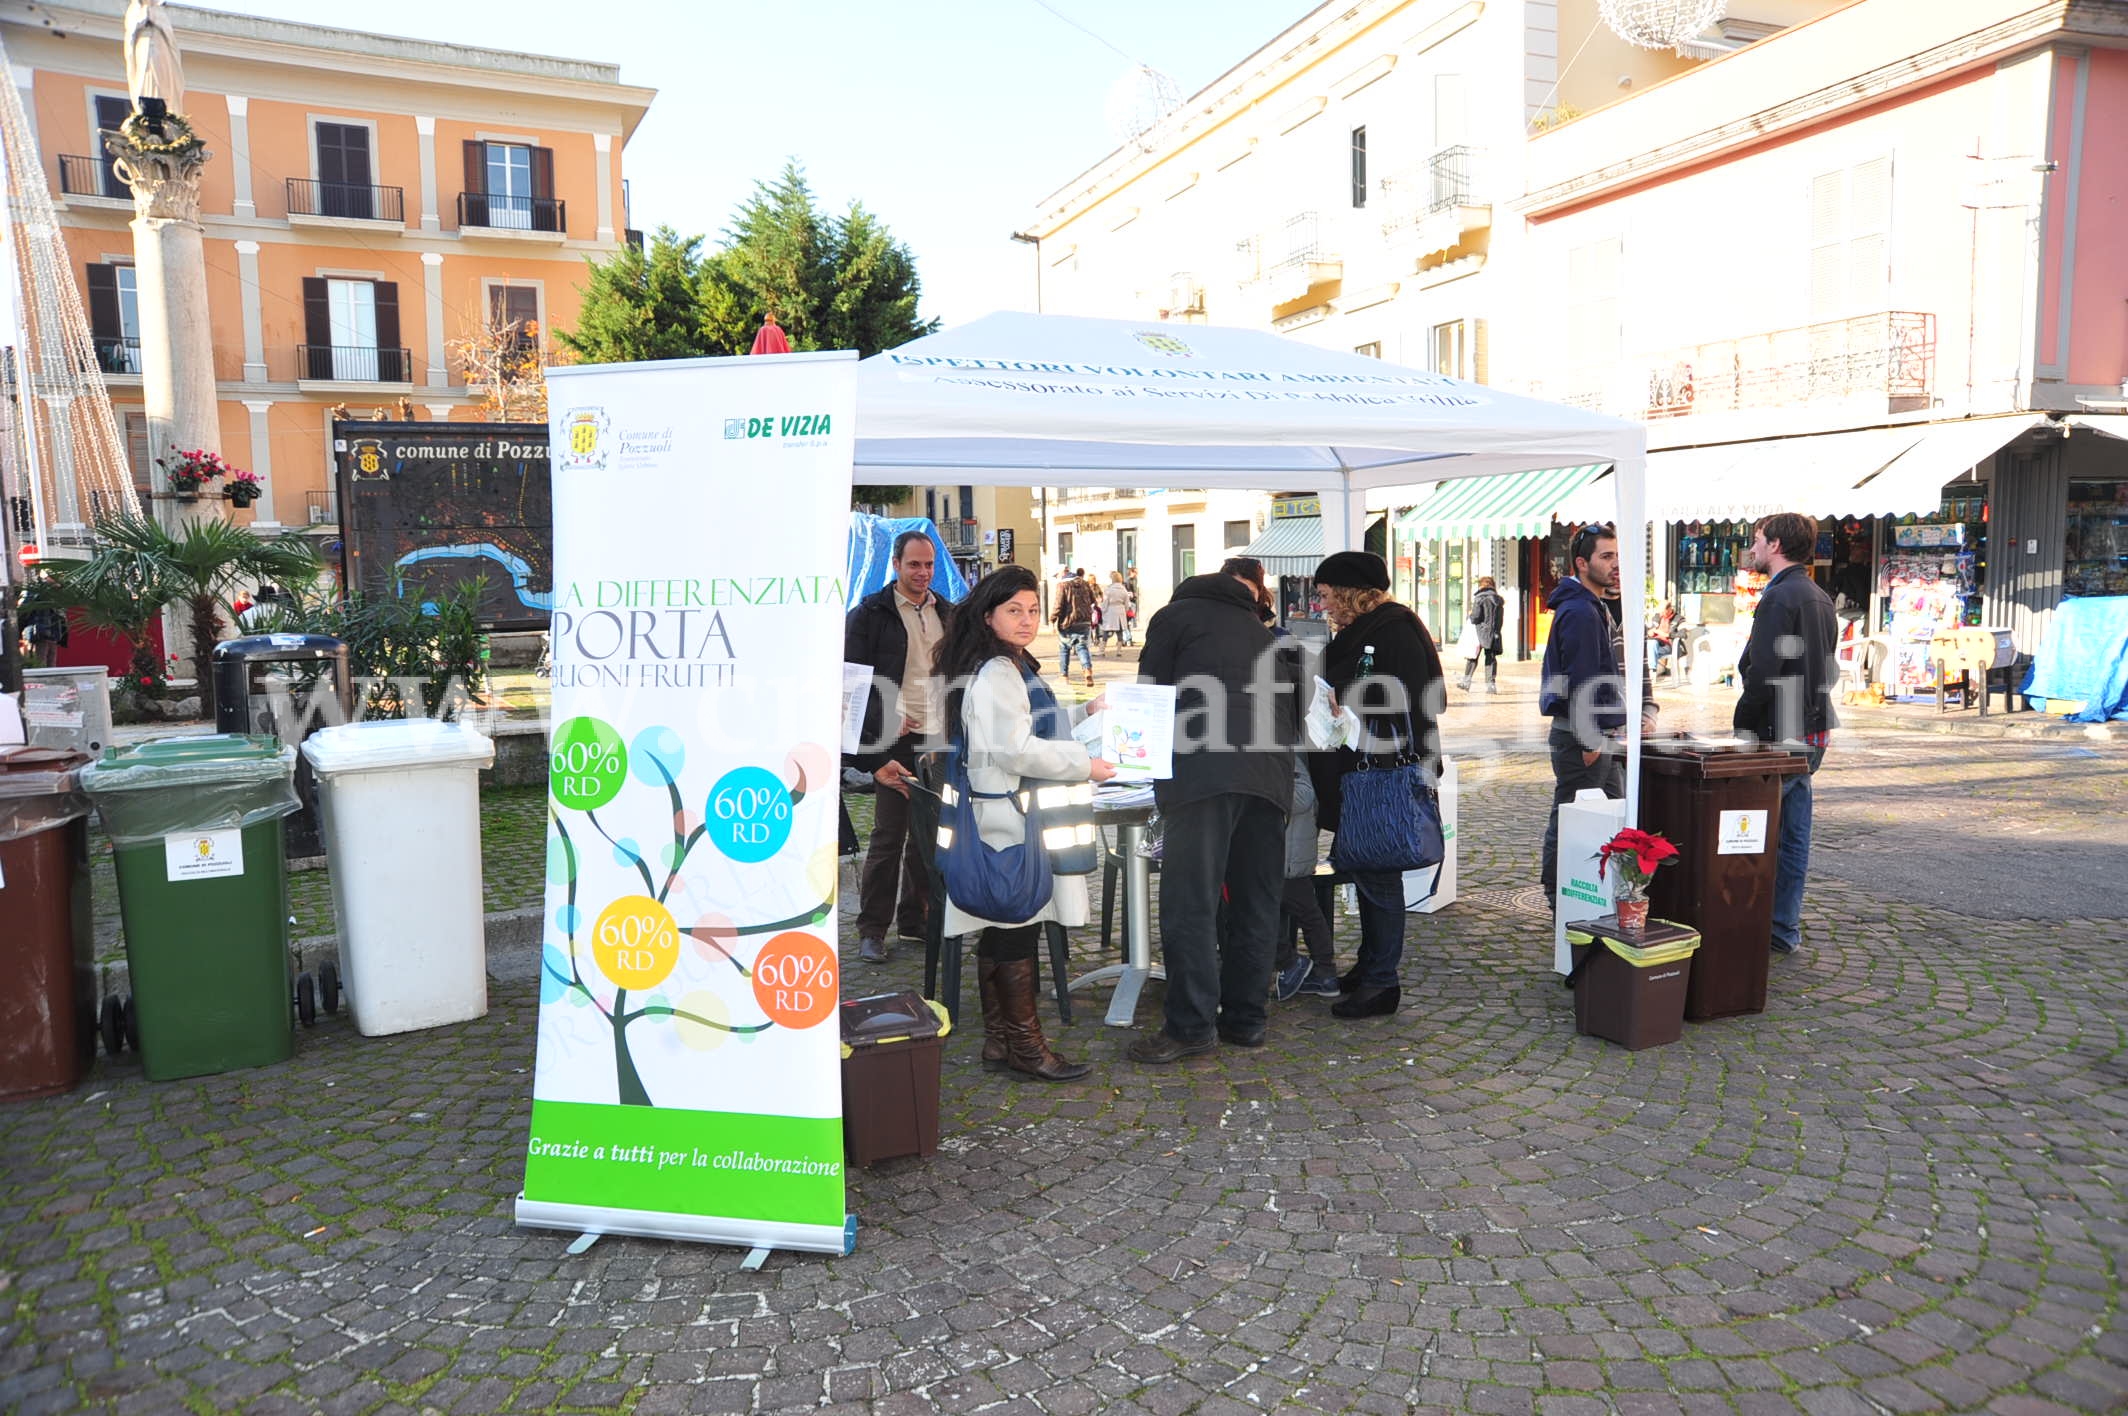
[723,412,834,446]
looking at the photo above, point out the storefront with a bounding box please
[1239,494,1385,640]
[1395,464,1611,657]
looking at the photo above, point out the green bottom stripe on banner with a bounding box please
[523,1100,845,1226]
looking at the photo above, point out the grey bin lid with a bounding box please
[213,634,348,663]
[301,719,496,775]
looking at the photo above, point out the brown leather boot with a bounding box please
[976,954,1008,1070]
[992,957,1090,1082]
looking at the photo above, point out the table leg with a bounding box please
[1067,820,1164,1027]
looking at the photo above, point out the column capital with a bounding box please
[224,94,248,116]
[424,404,457,422]
[421,250,445,267]
[241,399,273,414]
[593,132,614,153]
[234,239,260,256]
[415,114,436,136]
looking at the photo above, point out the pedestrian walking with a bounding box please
[1537,524,1658,902]
[1734,513,1838,955]
[1102,570,1135,651]
[1054,568,1098,687]
[931,565,1115,1080]
[1456,576,1504,692]
[843,531,954,965]
[1309,551,1443,1020]
[1127,561,1298,1062]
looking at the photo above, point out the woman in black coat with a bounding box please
[1308,551,1445,1019]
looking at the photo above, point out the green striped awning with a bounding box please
[1394,464,1609,541]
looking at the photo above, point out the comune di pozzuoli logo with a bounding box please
[559,407,611,471]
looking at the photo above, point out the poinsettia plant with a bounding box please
[1597,828,1679,892]
[224,469,262,507]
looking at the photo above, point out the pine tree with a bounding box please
[557,227,711,364]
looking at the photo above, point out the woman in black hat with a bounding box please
[1307,550,1444,1018]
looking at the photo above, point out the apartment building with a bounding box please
[3,0,651,533]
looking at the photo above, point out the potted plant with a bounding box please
[225,469,263,509]
[1597,828,1680,938]
[159,448,229,502]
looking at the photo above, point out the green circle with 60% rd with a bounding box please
[550,716,628,810]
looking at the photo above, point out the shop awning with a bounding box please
[1839,415,2041,517]
[2067,413,2128,440]
[1240,514,1384,576]
[1647,426,1926,521]
[1394,463,1608,540]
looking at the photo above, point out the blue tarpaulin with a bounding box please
[2022,595,2128,722]
[845,515,969,610]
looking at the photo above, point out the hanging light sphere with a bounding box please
[1597,0,1725,49]
[1106,65,1182,152]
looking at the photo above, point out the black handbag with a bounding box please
[1328,708,1444,876]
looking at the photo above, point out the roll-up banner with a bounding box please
[516,352,857,1254]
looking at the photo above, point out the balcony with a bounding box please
[296,344,413,388]
[1379,146,1490,260]
[58,153,127,203]
[457,192,566,240]
[94,336,141,377]
[1642,311,1937,420]
[306,490,338,527]
[1237,212,1342,306]
[939,518,980,554]
[286,178,406,228]
[1160,272,1204,319]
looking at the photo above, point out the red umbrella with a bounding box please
[749,317,790,355]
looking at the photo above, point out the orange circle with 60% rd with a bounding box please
[591,895,680,992]
[751,932,838,1030]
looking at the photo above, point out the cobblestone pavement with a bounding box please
[6,728,2128,1416]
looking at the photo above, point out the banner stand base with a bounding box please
[515,1196,860,1259]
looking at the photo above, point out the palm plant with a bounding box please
[21,557,173,695]
[54,516,322,719]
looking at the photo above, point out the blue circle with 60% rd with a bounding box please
[706,766,794,864]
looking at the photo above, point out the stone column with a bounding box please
[594,133,615,243]
[421,251,447,387]
[106,114,220,529]
[415,115,441,232]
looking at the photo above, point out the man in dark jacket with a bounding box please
[1127,570,1299,1062]
[1458,576,1505,692]
[844,532,953,964]
[1537,524,1658,899]
[1735,512,1838,955]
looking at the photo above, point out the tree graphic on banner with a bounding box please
[544,717,839,1107]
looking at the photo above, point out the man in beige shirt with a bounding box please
[843,533,954,963]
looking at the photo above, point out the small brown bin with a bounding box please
[1639,739,1806,1021]
[0,748,95,1101]
[1566,915,1700,1051]
[840,990,950,1166]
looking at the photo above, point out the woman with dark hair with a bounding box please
[1308,550,1444,1019]
[932,564,1115,1081]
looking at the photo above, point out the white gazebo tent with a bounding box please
[854,312,1654,817]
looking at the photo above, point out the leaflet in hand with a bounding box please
[840,662,872,755]
[1077,682,1177,780]
[1305,676,1363,751]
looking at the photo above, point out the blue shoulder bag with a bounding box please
[933,667,1056,924]
[1328,704,1444,879]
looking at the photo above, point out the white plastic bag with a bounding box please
[1454,621,1482,661]
[1305,677,1363,751]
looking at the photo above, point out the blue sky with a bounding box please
[212,0,1316,328]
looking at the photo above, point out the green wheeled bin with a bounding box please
[80,735,302,1081]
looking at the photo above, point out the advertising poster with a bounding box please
[515,352,856,1253]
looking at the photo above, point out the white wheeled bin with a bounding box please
[301,720,495,1035]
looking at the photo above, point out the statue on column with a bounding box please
[123,0,185,116]
[106,0,209,223]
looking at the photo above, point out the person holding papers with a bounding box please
[933,566,1115,1082]
[1310,551,1444,1020]
[1126,562,1301,1063]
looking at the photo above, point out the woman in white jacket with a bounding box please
[931,565,1114,1081]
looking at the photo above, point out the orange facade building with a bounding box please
[4,0,652,532]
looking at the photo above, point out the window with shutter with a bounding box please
[1350,126,1367,209]
[315,122,374,219]
[1807,170,1846,321]
[85,265,141,374]
[1807,157,1894,321]
[373,282,403,381]
[461,140,488,227]
[93,96,130,197]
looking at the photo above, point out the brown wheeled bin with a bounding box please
[0,747,95,1101]
[1638,740,1807,1021]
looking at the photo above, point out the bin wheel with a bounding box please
[122,996,138,1054]
[318,960,341,1015]
[297,973,318,1029]
[100,995,126,1057]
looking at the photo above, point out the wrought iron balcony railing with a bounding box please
[307,490,338,526]
[94,336,141,376]
[297,344,412,383]
[59,153,126,200]
[286,178,405,224]
[1643,311,1937,419]
[457,191,565,233]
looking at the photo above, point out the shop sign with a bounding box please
[1272,496,1321,519]
[519,352,856,1256]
